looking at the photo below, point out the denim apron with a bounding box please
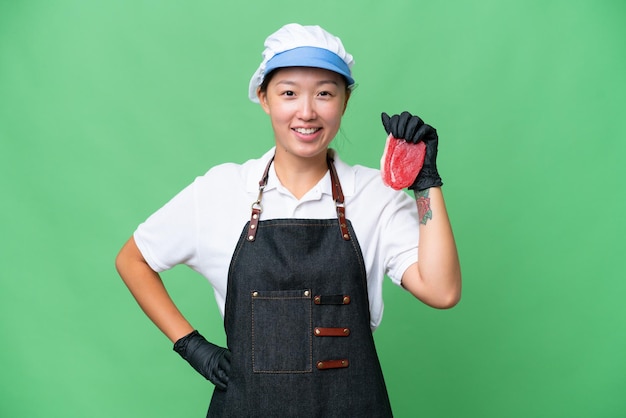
[207,154,393,417]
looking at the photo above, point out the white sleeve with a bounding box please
[382,190,420,286]
[133,180,199,273]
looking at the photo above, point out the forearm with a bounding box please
[402,187,462,307]
[380,111,461,307]
[115,237,194,343]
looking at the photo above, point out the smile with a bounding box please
[293,127,320,135]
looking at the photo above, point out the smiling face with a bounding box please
[257,67,350,163]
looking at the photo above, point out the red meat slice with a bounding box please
[380,134,427,190]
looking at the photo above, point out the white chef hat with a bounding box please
[248,23,355,103]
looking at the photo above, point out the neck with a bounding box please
[273,150,329,200]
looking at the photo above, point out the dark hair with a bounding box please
[258,69,279,95]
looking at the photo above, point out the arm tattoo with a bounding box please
[415,189,433,225]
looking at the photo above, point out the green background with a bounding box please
[1,1,625,417]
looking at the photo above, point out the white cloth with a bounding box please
[134,148,419,330]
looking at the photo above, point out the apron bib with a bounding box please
[208,155,393,417]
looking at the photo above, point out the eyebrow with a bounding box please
[274,79,340,87]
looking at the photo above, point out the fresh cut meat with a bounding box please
[380,134,427,190]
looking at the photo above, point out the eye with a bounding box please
[281,90,295,97]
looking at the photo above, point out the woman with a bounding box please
[116,23,461,417]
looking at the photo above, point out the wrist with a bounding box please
[173,329,201,354]
[409,169,443,192]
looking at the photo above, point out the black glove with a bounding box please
[381,111,443,191]
[173,330,232,390]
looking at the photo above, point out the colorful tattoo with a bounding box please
[415,189,433,225]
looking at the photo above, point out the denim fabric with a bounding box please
[251,289,312,372]
[208,218,393,417]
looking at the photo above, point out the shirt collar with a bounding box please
[245,147,356,197]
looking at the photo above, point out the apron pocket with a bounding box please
[251,289,312,373]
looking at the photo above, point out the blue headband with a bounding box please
[264,46,355,87]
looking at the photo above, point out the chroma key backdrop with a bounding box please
[1,1,625,417]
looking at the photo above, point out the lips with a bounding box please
[293,127,321,135]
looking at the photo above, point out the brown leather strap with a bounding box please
[314,295,351,305]
[247,156,274,242]
[248,152,350,242]
[327,154,351,241]
[247,207,261,242]
[316,359,349,370]
[314,327,351,337]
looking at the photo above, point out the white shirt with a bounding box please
[134,148,419,330]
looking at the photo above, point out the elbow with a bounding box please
[115,236,140,279]
[114,251,125,276]
[436,272,462,309]
[401,264,462,309]
[431,287,461,309]
[418,273,462,310]
[433,266,462,309]
[115,250,130,283]
[409,284,462,310]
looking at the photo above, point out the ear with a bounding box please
[342,90,351,115]
[257,87,270,115]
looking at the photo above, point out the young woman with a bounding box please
[116,23,461,417]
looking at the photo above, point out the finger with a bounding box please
[219,358,231,374]
[217,368,229,383]
[397,111,412,139]
[415,123,436,143]
[404,115,423,143]
[215,374,228,390]
[424,124,438,141]
[389,114,400,137]
[215,365,230,390]
[381,112,391,134]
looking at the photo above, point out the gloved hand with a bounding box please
[173,330,232,390]
[381,111,443,191]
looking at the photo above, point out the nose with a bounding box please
[297,96,317,121]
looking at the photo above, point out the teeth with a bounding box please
[294,128,319,134]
